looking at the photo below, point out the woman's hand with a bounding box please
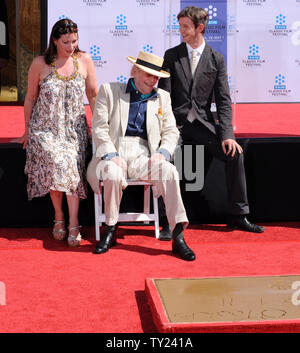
[11,131,29,149]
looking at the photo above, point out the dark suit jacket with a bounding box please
[158,42,235,141]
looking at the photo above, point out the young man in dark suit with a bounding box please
[158,6,265,235]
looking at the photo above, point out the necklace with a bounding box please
[51,55,79,81]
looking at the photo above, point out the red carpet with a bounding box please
[1,104,300,332]
[1,223,300,333]
[0,106,92,143]
[233,103,300,137]
[1,103,300,142]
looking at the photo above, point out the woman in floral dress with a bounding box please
[13,19,98,247]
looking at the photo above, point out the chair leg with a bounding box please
[152,186,160,238]
[94,181,161,240]
[144,185,150,214]
[144,185,150,225]
[94,193,101,241]
[95,185,105,241]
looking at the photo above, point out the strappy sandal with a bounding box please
[53,220,67,241]
[67,225,82,247]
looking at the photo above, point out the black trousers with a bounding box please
[181,120,249,216]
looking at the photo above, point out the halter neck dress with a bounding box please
[25,56,89,200]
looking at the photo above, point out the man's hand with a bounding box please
[221,139,243,157]
[148,152,166,169]
[111,155,127,173]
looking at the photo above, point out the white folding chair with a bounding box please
[94,180,160,240]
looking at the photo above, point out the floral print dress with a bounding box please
[25,57,89,200]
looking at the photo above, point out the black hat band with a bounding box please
[136,58,163,72]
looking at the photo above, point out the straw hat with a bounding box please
[127,51,170,78]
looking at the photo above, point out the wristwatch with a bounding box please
[101,152,119,161]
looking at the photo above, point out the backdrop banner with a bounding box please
[234,0,300,103]
[181,0,227,62]
[47,0,300,103]
[47,0,181,96]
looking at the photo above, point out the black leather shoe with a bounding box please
[172,233,195,261]
[159,225,172,241]
[93,225,117,254]
[227,216,265,233]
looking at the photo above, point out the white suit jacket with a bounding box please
[87,81,179,192]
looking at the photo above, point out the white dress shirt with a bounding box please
[186,41,206,70]
[186,41,206,123]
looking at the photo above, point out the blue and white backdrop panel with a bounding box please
[47,0,300,103]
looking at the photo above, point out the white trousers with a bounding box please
[97,137,188,232]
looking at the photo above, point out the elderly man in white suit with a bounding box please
[87,51,195,261]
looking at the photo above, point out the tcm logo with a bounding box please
[117,75,128,84]
[0,21,6,45]
[275,14,287,30]
[0,282,6,306]
[274,74,286,90]
[242,44,265,67]
[110,14,133,37]
[89,44,107,67]
[205,4,218,25]
[167,14,179,30]
[269,73,291,96]
[115,14,127,30]
[248,44,260,60]
[58,15,69,20]
[90,45,101,61]
[143,44,153,53]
